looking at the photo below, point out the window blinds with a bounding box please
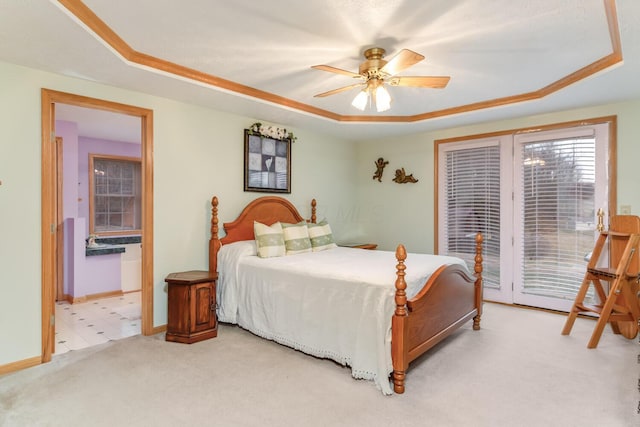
[443,145,501,289]
[519,136,596,300]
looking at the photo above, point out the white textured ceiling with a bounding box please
[1,0,639,142]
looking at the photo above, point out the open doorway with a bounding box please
[41,89,154,363]
[54,103,143,354]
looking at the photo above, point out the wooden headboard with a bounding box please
[209,196,317,273]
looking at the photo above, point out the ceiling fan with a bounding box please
[312,47,450,112]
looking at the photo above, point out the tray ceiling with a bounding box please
[1,0,639,141]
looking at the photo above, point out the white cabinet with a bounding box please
[120,243,141,292]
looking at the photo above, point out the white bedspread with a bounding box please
[216,241,467,394]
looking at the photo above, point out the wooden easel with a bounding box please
[561,215,640,348]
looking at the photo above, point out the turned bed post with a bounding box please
[473,232,484,330]
[391,244,408,394]
[310,198,317,224]
[209,196,221,275]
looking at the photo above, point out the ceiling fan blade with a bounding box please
[314,83,364,98]
[387,76,450,89]
[311,65,362,79]
[380,49,425,76]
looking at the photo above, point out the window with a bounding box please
[89,154,141,235]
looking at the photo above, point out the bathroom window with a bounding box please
[89,154,141,235]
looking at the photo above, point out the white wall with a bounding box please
[355,100,640,253]
[0,60,357,366]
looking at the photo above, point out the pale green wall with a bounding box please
[355,100,640,253]
[0,63,44,365]
[0,61,357,366]
[3,56,640,369]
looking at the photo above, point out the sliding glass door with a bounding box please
[438,136,512,303]
[512,125,610,311]
[438,122,611,311]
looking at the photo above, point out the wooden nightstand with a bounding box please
[339,243,378,250]
[165,270,217,344]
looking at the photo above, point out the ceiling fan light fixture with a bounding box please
[351,89,368,111]
[375,84,391,112]
[351,79,391,112]
[313,47,448,113]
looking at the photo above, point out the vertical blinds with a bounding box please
[444,145,501,289]
[519,136,596,300]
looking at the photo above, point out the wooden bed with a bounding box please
[208,195,483,394]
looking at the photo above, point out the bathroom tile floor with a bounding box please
[54,291,141,355]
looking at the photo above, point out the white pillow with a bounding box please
[254,221,285,258]
[280,221,312,255]
[308,219,338,252]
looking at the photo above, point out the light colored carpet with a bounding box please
[1,303,638,427]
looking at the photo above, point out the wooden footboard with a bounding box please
[391,233,483,394]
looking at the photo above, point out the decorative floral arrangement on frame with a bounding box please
[248,122,297,142]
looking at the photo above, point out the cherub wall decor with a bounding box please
[373,157,389,182]
[392,168,419,184]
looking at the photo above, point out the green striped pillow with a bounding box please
[280,221,312,255]
[254,221,285,258]
[308,219,338,252]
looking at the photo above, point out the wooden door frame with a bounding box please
[41,88,154,363]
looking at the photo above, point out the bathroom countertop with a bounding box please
[85,245,126,257]
[95,236,141,245]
